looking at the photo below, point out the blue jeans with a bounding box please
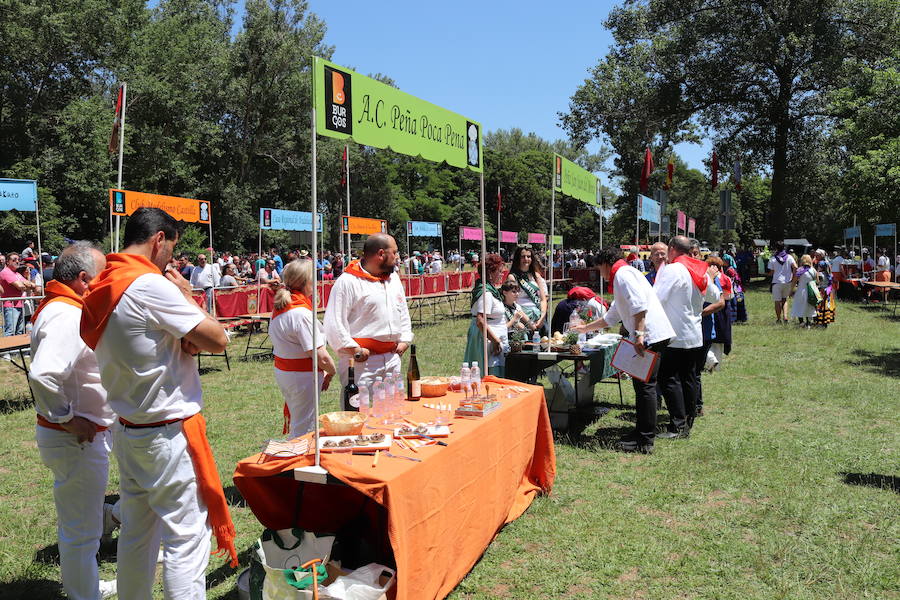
[3,306,24,336]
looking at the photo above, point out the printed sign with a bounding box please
[843,226,861,239]
[553,154,599,205]
[638,194,660,224]
[551,235,563,246]
[0,179,37,212]
[874,223,896,236]
[341,216,387,235]
[688,218,696,235]
[260,208,322,232]
[500,230,518,243]
[677,210,686,231]
[109,189,210,224]
[407,220,442,237]
[527,233,546,244]
[313,57,482,172]
[460,226,483,241]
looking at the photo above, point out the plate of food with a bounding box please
[318,432,392,452]
[393,424,451,438]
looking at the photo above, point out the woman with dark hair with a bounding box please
[507,245,548,334]
[464,253,508,376]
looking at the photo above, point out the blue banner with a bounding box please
[637,194,660,224]
[407,220,442,237]
[843,226,861,239]
[0,179,37,212]
[874,223,896,236]
[260,208,322,231]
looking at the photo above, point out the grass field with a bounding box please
[0,283,897,599]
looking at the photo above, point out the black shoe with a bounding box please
[657,427,690,440]
[696,407,704,417]
[618,439,653,454]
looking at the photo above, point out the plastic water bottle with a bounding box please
[532,331,540,352]
[470,361,481,396]
[371,377,385,419]
[383,373,396,418]
[396,380,411,415]
[460,363,471,398]
[357,386,370,416]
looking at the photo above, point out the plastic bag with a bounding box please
[322,563,396,600]
[546,365,575,408]
[250,528,335,600]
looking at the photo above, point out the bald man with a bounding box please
[646,242,668,285]
[324,234,414,408]
[30,242,118,600]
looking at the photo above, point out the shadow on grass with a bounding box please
[198,366,224,376]
[0,394,33,414]
[223,485,248,508]
[841,472,900,494]
[846,349,900,378]
[0,578,65,600]
[206,544,253,591]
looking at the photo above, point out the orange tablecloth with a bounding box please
[233,376,556,600]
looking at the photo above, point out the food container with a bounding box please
[420,376,450,397]
[319,411,367,436]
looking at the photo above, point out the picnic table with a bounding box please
[0,334,33,402]
[233,376,555,600]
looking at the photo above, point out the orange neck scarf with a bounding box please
[31,280,83,323]
[344,259,390,282]
[672,255,709,293]
[271,291,313,320]
[80,253,160,350]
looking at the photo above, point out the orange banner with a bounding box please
[341,215,387,235]
[110,189,211,224]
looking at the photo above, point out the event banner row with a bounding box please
[260,208,322,232]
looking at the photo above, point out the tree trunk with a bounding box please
[769,121,788,242]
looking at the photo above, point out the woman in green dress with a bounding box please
[464,254,508,376]
[507,246,548,335]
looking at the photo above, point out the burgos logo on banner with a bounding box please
[325,66,352,135]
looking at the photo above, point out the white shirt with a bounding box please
[876,255,890,271]
[471,290,508,367]
[586,297,607,320]
[602,265,674,345]
[515,275,547,315]
[830,256,844,274]
[270,306,324,359]
[30,301,114,427]
[190,263,220,289]
[324,267,413,351]
[768,255,797,284]
[94,273,205,423]
[654,262,721,349]
[429,259,443,274]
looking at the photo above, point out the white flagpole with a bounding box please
[115,83,127,252]
[497,185,501,255]
[549,175,555,335]
[35,187,43,267]
[480,172,488,372]
[257,226,262,313]
[345,144,351,258]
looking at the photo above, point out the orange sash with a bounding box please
[80,253,161,350]
[181,413,239,567]
[344,260,390,282]
[271,291,313,320]
[274,356,313,371]
[36,414,108,432]
[672,255,709,293]
[354,337,398,355]
[31,280,84,323]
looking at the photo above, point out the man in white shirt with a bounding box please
[190,253,221,313]
[324,234,413,406]
[80,207,232,599]
[654,236,723,437]
[767,242,797,323]
[429,252,443,274]
[31,242,118,600]
[574,247,675,453]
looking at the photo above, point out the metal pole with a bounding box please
[549,176,555,336]
[257,227,262,314]
[497,185,501,255]
[479,172,488,372]
[35,187,43,268]
[345,144,351,259]
[208,216,215,317]
[311,107,321,468]
[115,82,127,252]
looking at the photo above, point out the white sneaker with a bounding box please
[102,503,120,536]
[157,547,164,563]
[99,579,117,598]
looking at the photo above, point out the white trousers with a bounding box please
[274,368,324,439]
[337,352,402,391]
[114,422,211,600]
[36,426,111,600]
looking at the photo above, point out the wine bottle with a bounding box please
[406,344,421,401]
[343,358,359,411]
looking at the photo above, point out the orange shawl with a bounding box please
[344,259,390,282]
[80,253,160,350]
[31,280,83,323]
[271,291,313,320]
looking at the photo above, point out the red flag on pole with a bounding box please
[497,185,502,213]
[663,156,674,190]
[711,149,719,190]
[341,145,348,187]
[639,146,654,194]
[734,160,742,191]
[108,85,124,153]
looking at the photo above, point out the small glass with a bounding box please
[332,447,353,466]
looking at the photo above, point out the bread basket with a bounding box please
[420,376,450,397]
[319,411,367,436]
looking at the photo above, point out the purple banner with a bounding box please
[460,226,483,241]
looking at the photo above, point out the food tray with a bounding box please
[317,434,393,452]
[393,425,451,438]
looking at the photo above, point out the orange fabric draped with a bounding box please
[672,255,710,293]
[80,253,160,350]
[31,280,83,323]
[271,291,313,320]
[353,338,397,355]
[234,376,555,600]
[344,260,390,282]
[182,413,239,567]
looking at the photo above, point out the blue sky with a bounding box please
[231,0,712,183]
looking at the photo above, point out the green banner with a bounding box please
[551,234,563,245]
[553,154,599,205]
[313,57,482,172]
